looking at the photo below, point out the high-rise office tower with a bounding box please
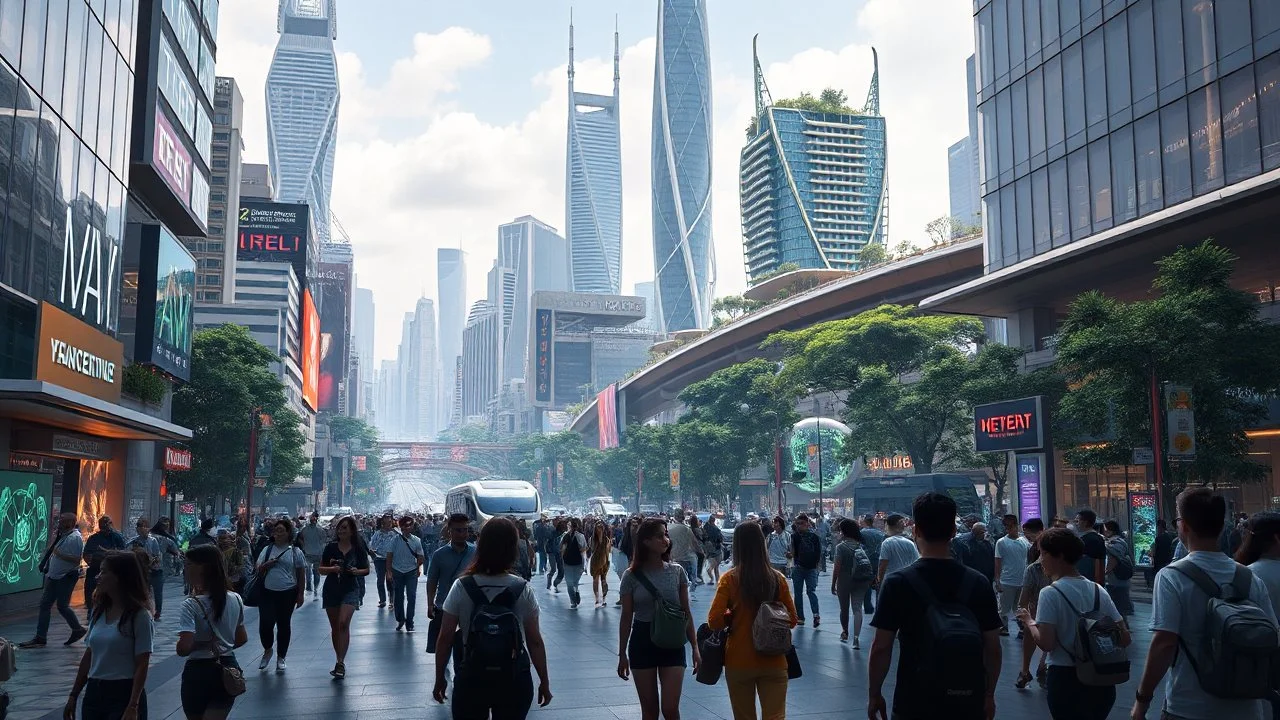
[437,248,466,429]
[185,77,244,304]
[354,287,375,418]
[240,164,276,200]
[566,17,623,294]
[947,55,981,234]
[632,281,656,330]
[461,300,500,422]
[652,0,715,332]
[376,358,399,436]
[267,0,339,245]
[495,216,570,383]
[411,297,438,440]
[741,41,887,282]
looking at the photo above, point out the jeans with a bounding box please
[725,666,788,720]
[678,560,696,585]
[81,678,147,720]
[537,549,548,573]
[564,564,585,605]
[546,551,563,590]
[393,569,419,625]
[258,587,298,657]
[1106,584,1134,617]
[998,584,1022,630]
[373,559,389,604]
[793,567,820,620]
[150,571,165,617]
[305,554,321,592]
[1046,666,1115,719]
[35,573,82,640]
[863,584,876,614]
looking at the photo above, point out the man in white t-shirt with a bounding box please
[876,514,919,587]
[1131,488,1279,720]
[994,514,1030,637]
[20,513,86,648]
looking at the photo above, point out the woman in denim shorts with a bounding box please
[319,516,370,679]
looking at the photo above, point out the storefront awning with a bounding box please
[0,380,192,442]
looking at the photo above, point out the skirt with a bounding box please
[628,621,686,670]
[181,657,240,716]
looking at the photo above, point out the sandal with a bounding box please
[331,662,345,679]
[1015,671,1032,689]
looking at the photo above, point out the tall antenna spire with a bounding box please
[863,47,880,115]
[612,14,620,96]
[752,35,773,122]
[568,8,575,85]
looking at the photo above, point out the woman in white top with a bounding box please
[1235,511,1280,619]
[767,516,791,576]
[432,517,552,719]
[253,517,305,674]
[1017,527,1131,720]
[178,545,248,720]
[66,552,155,720]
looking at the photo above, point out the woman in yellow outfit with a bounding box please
[589,521,614,608]
[707,521,798,720]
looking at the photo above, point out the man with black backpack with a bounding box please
[868,492,1002,720]
[790,514,824,627]
[1131,488,1279,720]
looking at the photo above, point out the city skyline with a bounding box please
[213,0,975,361]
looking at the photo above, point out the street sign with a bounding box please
[174,493,184,501]
[1165,385,1196,458]
[1132,447,1154,465]
[669,460,681,490]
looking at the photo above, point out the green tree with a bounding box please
[328,415,385,511]
[1054,241,1280,510]
[858,242,888,267]
[711,295,765,328]
[517,431,601,499]
[775,88,856,114]
[765,305,985,472]
[171,325,308,505]
[623,423,677,507]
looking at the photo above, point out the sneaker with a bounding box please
[813,616,820,628]
[65,627,87,646]
[554,586,560,594]
[570,602,579,610]
[614,600,623,607]
[258,649,273,670]
[276,657,287,674]
[797,617,805,625]
[406,623,415,633]
[378,602,386,608]
[852,638,860,650]
[396,621,404,632]
[17,638,46,649]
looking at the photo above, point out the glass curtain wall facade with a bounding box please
[566,22,623,295]
[652,0,714,332]
[976,0,1280,272]
[266,0,338,246]
[0,0,136,352]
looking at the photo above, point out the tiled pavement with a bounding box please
[0,571,1152,719]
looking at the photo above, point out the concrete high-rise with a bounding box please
[946,55,981,235]
[461,300,500,423]
[353,287,375,419]
[652,0,715,332]
[240,164,276,200]
[566,17,623,294]
[267,0,339,245]
[495,216,570,384]
[437,249,466,430]
[741,41,886,282]
[411,298,438,440]
[184,77,245,304]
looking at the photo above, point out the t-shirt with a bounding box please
[47,530,85,580]
[86,609,154,679]
[321,541,370,598]
[1076,530,1106,581]
[1020,561,1050,609]
[766,531,791,565]
[256,544,305,591]
[1151,552,1278,720]
[1248,558,1280,621]
[995,535,1029,587]
[179,593,245,660]
[879,534,919,578]
[1035,576,1122,667]
[870,558,1002,719]
[834,541,870,584]
[387,532,425,574]
[1104,536,1131,588]
[667,522,697,563]
[427,543,475,608]
[859,526,886,565]
[441,573,539,642]
[619,563,688,622]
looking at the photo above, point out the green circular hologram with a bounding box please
[788,417,852,493]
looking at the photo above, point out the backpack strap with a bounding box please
[460,576,488,609]
[633,570,663,602]
[1167,558,1225,599]
[1049,582,1085,617]
[1228,565,1254,602]
[1091,584,1101,614]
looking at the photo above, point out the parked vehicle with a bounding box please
[445,479,542,530]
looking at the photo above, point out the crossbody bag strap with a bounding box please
[190,598,228,658]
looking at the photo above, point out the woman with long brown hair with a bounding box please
[618,518,699,720]
[432,517,551,719]
[589,520,613,607]
[318,516,370,679]
[707,519,798,720]
[177,545,248,720]
[66,551,155,720]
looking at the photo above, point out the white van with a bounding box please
[445,479,542,529]
[587,498,629,520]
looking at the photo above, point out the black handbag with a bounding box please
[786,645,802,679]
[243,547,289,608]
[695,622,729,685]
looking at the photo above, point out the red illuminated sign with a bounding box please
[301,289,320,411]
[237,233,300,253]
[974,396,1045,453]
[164,446,193,471]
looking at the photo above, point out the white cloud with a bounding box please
[213,0,974,363]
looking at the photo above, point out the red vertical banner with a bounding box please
[597,384,619,449]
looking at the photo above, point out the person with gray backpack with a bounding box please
[1131,488,1280,720]
[1018,527,1131,719]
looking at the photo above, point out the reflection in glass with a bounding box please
[1155,0,1185,91]
[1064,43,1086,142]
[1029,68,1046,158]
[44,0,69,115]
[1049,158,1069,245]
[1046,56,1065,151]
[1135,113,1164,215]
[1105,13,1131,119]
[1182,0,1215,85]
[1089,138,1112,227]
[1084,30,1106,129]
[1016,176,1033,260]
[1220,66,1261,183]
[1130,0,1157,106]
[1032,167,1051,252]
[19,0,45,92]
[1068,148,1091,238]
[1161,99,1193,204]
[1188,82,1224,194]
[1110,124,1137,223]
[62,0,87,137]
[1257,53,1280,170]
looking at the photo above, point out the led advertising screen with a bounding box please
[301,289,320,411]
[315,263,351,412]
[0,470,53,596]
[973,396,1045,453]
[236,200,311,290]
[597,384,619,449]
[533,309,552,404]
[1128,492,1158,566]
[149,227,196,380]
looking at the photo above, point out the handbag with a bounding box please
[786,645,803,680]
[189,598,246,697]
[244,547,290,608]
[695,622,729,685]
[634,570,689,649]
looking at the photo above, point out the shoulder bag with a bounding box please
[634,568,689,649]
[243,547,289,608]
[188,598,246,697]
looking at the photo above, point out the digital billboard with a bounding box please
[316,263,351,412]
[973,396,1045,453]
[533,309,552,403]
[141,226,196,380]
[236,200,311,290]
[0,470,53,596]
[301,289,320,411]
[597,384,619,449]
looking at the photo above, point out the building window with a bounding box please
[1188,82,1224,195]
[1089,137,1112,229]
[212,157,228,169]
[997,88,1014,179]
[1105,13,1131,125]
[1257,0,1280,56]
[1045,55,1066,157]
[1215,0,1252,73]
[994,0,1010,82]
[1161,98,1193,204]
[1257,52,1280,170]
[1012,78,1029,172]
[1068,148,1091,239]
[1110,124,1137,223]
[212,175,226,186]
[1129,0,1158,115]
[1135,112,1164,215]
[1032,166,1051,253]
[1084,30,1107,132]
[1001,184,1018,265]
[1155,0,1186,99]
[1008,0,1026,70]
[1063,42,1087,149]
[1016,175,1033,260]
[1220,65,1261,184]
[1182,0,1216,88]
[1025,0,1042,59]
[1029,67,1046,159]
[1049,157,1070,246]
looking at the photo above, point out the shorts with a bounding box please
[181,657,240,716]
[323,587,361,608]
[627,621,686,670]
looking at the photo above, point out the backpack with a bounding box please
[1049,582,1131,686]
[793,532,821,570]
[563,534,583,566]
[752,576,793,656]
[1112,548,1134,581]
[634,570,690,649]
[1168,559,1280,699]
[902,568,986,702]
[457,576,528,680]
[851,546,874,583]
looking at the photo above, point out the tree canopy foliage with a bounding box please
[328,415,385,510]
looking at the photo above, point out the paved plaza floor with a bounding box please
[1,571,1151,719]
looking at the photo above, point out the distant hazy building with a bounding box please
[267,0,340,245]
[240,164,276,200]
[652,0,715,331]
[461,300,500,423]
[946,55,981,235]
[741,42,886,283]
[495,216,570,385]
[437,248,466,429]
[566,19,623,294]
[376,358,399,436]
[353,287,375,418]
[411,298,438,440]
[632,281,656,330]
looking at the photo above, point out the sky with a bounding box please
[213,0,976,363]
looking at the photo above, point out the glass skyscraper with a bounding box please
[266,0,338,246]
[652,0,714,332]
[566,19,623,294]
[740,42,886,283]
